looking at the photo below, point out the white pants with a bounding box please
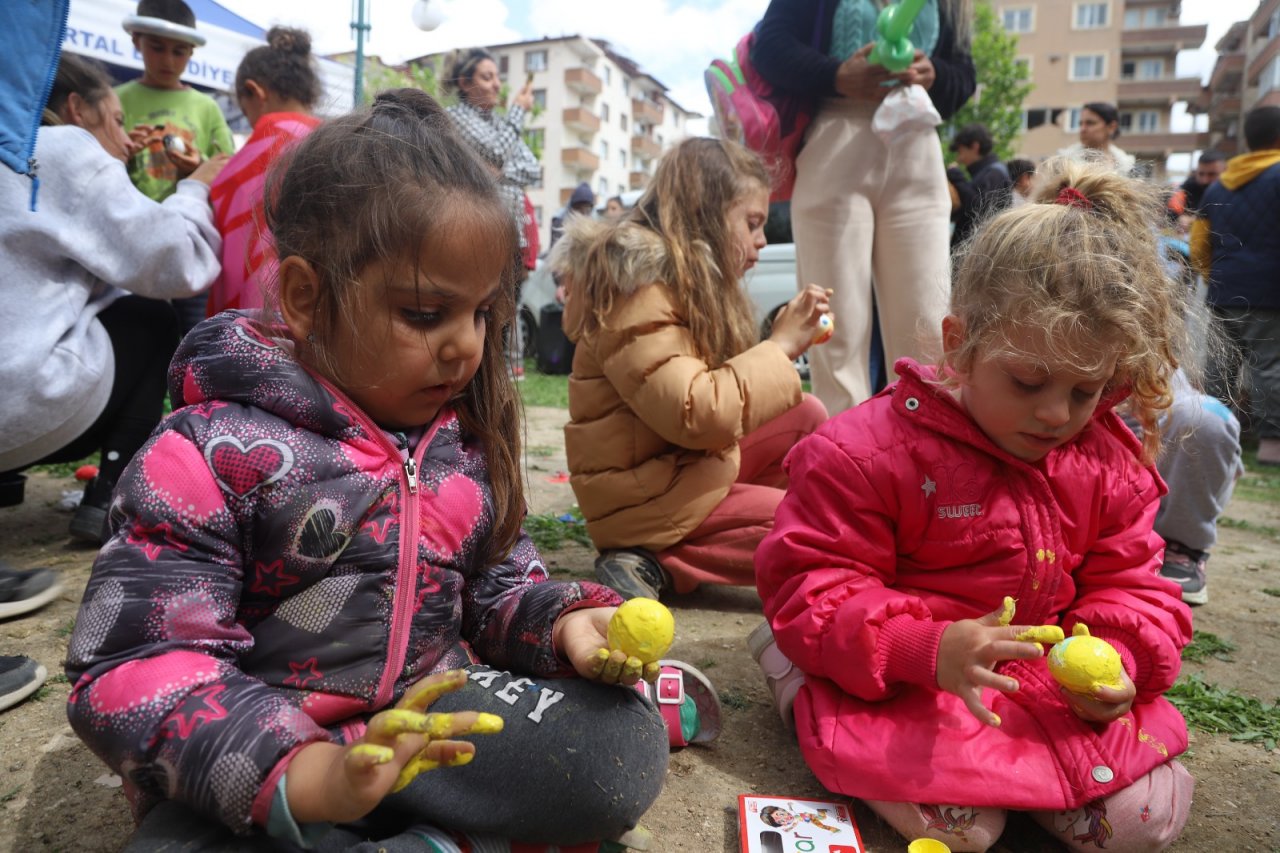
[792,99,952,413]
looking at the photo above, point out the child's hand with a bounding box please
[128,124,158,152]
[768,284,832,361]
[284,669,502,824]
[937,603,1049,727]
[554,607,660,686]
[187,153,230,187]
[1060,670,1136,724]
[165,143,205,178]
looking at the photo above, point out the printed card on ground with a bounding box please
[738,794,865,853]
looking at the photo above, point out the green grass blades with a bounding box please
[1181,630,1238,663]
[524,507,591,552]
[1167,674,1280,751]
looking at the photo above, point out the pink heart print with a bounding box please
[205,436,295,497]
[420,473,483,559]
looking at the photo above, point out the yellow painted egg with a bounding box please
[1047,624,1123,694]
[607,599,675,664]
[813,313,835,345]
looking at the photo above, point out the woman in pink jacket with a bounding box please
[755,160,1196,852]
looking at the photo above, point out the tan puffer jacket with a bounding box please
[557,222,803,551]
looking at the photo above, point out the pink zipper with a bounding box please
[303,371,448,709]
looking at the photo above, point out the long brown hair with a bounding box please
[263,88,524,564]
[566,137,766,366]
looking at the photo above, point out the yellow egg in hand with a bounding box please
[607,599,675,664]
[1047,624,1123,694]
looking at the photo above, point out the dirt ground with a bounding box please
[2,404,1279,852]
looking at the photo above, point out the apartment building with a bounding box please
[1000,0,1205,174]
[1192,0,1280,155]
[406,37,699,251]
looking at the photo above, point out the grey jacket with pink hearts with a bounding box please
[65,311,620,834]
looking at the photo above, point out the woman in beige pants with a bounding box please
[753,0,976,413]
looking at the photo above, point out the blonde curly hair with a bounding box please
[943,157,1193,463]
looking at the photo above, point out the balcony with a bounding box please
[561,147,600,172]
[564,67,602,96]
[631,134,661,160]
[1248,39,1280,87]
[1117,76,1203,103]
[562,107,600,134]
[1122,130,1210,154]
[631,97,664,126]
[1120,23,1207,54]
[629,170,648,190]
[1210,51,1246,91]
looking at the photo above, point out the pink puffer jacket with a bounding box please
[756,359,1192,810]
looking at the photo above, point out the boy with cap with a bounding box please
[118,0,233,329]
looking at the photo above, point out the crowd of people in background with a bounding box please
[2,0,1278,850]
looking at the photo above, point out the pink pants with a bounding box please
[865,759,1194,852]
[656,394,827,593]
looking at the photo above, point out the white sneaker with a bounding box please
[747,622,805,730]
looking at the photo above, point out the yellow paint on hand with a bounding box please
[348,744,393,767]
[1047,623,1123,694]
[998,596,1016,627]
[1015,625,1066,645]
[606,599,675,664]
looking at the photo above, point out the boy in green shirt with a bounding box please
[118,0,233,328]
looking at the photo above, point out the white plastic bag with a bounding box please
[871,84,942,144]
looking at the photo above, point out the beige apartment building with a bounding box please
[1001,0,1205,174]
[1192,0,1280,156]
[405,37,699,251]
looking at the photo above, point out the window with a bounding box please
[1123,8,1140,27]
[498,55,509,75]
[532,89,546,110]
[1137,111,1159,133]
[600,140,609,159]
[1138,59,1163,79]
[620,114,628,131]
[525,50,547,72]
[597,177,608,196]
[1119,112,1132,132]
[1270,7,1280,38]
[623,80,630,96]
[1070,54,1106,81]
[1002,7,1033,32]
[1121,60,1136,79]
[1066,108,1083,131]
[620,150,628,169]
[600,102,610,121]
[1074,3,1108,29]
[603,66,612,85]
[1261,55,1280,95]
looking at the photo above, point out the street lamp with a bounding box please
[351,1,444,105]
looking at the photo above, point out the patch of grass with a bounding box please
[518,363,569,409]
[0,787,20,805]
[47,672,69,685]
[28,454,97,480]
[1167,674,1280,751]
[1262,588,1280,598]
[527,444,558,458]
[719,689,752,711]
[524,507,592,552]
[1218,516,1280,540]
[56,618,76,638]
[1182,630,1238,663]
[696,659,717,671]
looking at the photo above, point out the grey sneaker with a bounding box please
[0,562,63,619]
[0,656,47,712]
[1160,542,1207,606]
[594,549,668,600]
[748,622,805,730]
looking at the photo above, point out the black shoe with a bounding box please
[0,562,63,618]
[68,476,111,546]
[1160,541,1208,606]
[594,549,668,600]
[0,656,47,712]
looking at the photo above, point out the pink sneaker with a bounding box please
[748,621,805,730]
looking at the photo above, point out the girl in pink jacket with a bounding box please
[755,160,1197,852]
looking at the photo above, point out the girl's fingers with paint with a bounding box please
[284,669,502,824]
[936,604,1047,727]
[556,606,655,686]
[1061,670,1135,724]
[769,284,831,360]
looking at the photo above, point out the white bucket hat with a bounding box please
[122,14,206,47]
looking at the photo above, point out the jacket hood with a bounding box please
[553,218,672,336]
[1220,150,1280,190]
[170,311,358,439]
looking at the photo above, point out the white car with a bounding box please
[519,242,805,376]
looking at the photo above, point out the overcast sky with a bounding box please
[218,0,1261,156]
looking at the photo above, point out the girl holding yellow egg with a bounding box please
[755,159,1196,852]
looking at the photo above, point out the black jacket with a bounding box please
[947,153,1012,246]
[751,0,976,120]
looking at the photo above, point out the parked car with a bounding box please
[519,242,806,376]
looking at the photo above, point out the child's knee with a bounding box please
[796,392,830,430]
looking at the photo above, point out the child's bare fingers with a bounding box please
[959,687,1001,727]
[966,665,1019,694]
[397,669,469,711]
[991,638,1048,661]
